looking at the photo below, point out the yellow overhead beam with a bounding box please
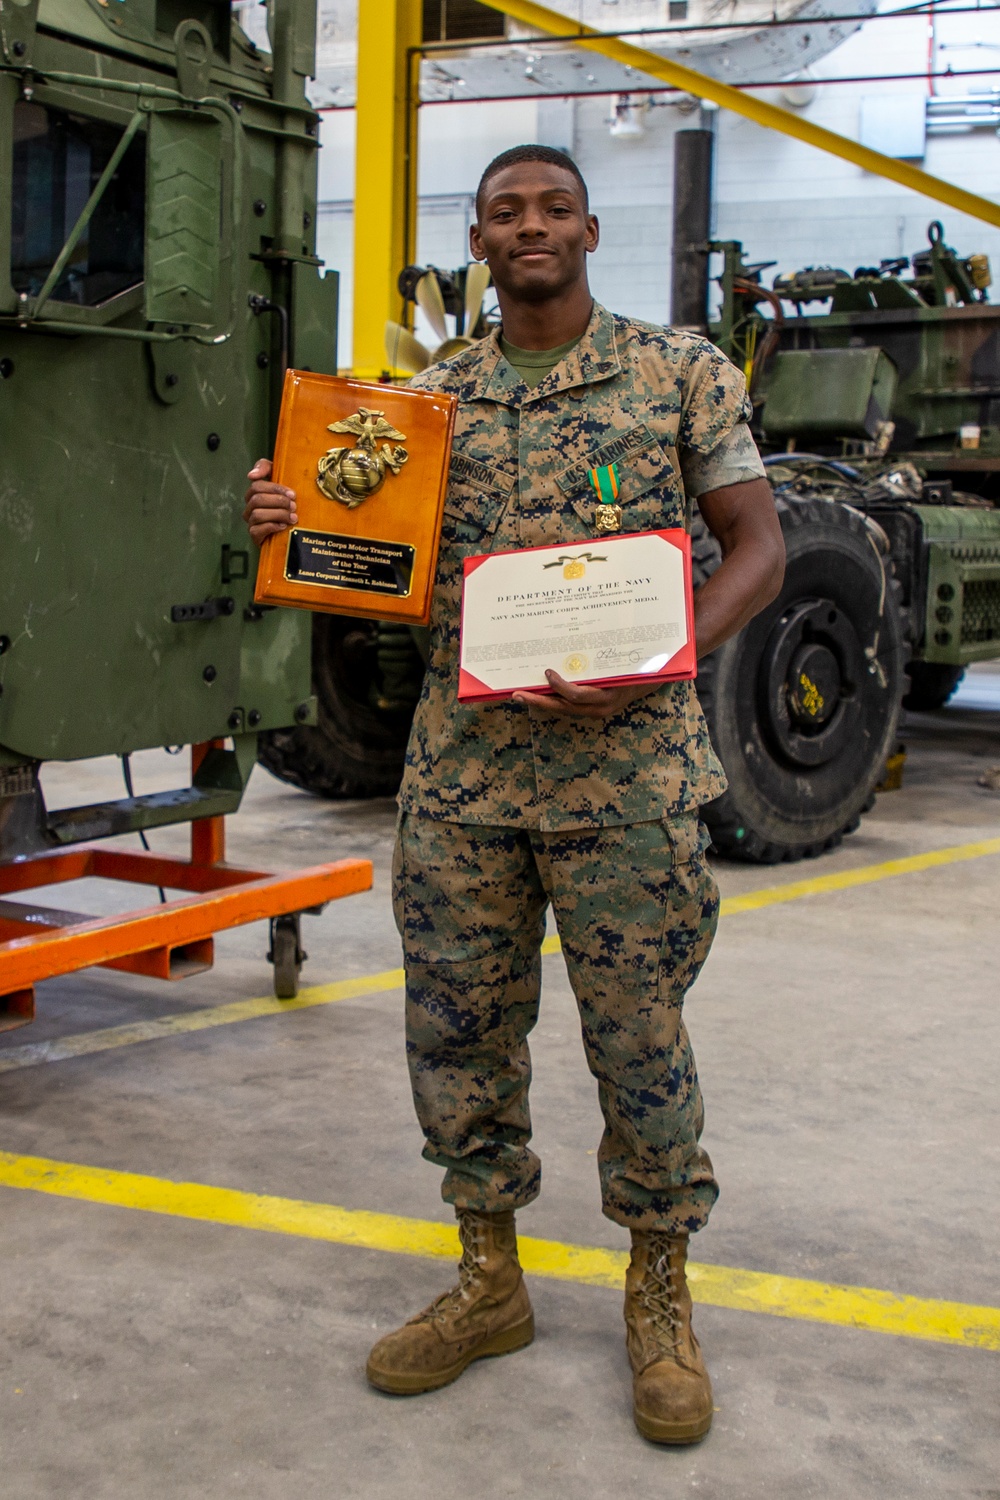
[352,0,422,379]
[476,0,1000,230]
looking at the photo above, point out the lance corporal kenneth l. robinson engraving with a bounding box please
[286,530,415,597]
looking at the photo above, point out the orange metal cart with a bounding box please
[0,744,372,1032]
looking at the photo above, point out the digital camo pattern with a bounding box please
[394,811,721,1233]
[679,421,766,498]
[400,302,757,831]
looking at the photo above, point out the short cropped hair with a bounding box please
[475,145,589,219]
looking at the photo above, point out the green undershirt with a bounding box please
[500,333,583,389]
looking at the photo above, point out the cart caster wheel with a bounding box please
[268,913,306,999]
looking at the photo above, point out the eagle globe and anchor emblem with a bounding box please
[542,550,607,582]
[316,407,409,508]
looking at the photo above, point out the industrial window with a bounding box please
[10,101,146,307]
[422,0,506,42]
[669,2,689,18]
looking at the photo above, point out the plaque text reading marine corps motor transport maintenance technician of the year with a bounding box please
[254,371,457,625]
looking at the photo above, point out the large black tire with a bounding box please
[258,615,418,798]
[694,496,906,863]
[902,662,965,712]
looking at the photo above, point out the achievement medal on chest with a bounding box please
[316,407,409,508]
[588,460,622,534]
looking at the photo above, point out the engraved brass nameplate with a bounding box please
[285,529,415,597]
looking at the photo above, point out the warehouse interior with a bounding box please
[2,680,998,1496]
[2,0,1000,1495]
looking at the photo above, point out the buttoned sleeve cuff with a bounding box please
[679,422,766,498]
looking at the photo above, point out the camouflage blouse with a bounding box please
[399,301,761,831]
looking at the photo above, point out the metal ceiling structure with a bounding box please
[346,0,1000,377]
[312,0,891,107]
[470,0,1000,224]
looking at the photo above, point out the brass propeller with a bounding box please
[383,321,431,374]
[414,271,449,344]
[383,264,494,375]
[464,261,492,337]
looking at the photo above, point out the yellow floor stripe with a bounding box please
[719,836,1000,916]
[0,966,406,1074]
[0,1149,996,1351]
[2,834,997,1074]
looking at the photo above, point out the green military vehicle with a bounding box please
[0,0,331,865]
[693,223,1000,860]
[261,220,1000,863]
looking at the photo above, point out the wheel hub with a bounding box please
[759,599,866,768]
[787,642,840,729]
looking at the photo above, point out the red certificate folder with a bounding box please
[458,529,697,703]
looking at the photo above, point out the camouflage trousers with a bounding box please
[392,811,721,1233]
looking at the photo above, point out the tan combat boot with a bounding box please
[366,1209,534,1395]
[624,1230,713,1444]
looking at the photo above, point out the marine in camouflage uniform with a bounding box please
[243,147,778,1441]
[395,302,763,1233]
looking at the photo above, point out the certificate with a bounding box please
[458,530,696,702]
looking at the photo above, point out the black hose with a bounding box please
[120,754,166,904]
[763,453,863,482]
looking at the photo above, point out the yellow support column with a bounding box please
[352,0,423,378]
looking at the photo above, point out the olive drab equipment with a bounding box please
[0,0,334,818]
[0,0,373,1024]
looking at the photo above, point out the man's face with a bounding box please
[470,163,599,302]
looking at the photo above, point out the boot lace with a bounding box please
[426,1215,486,1323]
[636,1233,682,1352]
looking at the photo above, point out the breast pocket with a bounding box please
[443,453,516,548]
[555,424,683,532]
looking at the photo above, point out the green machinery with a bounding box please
[261,214,1000,864]
[0,0,332,857]
[693,221,1000,859]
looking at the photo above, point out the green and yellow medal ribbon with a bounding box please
[587,461,620,505]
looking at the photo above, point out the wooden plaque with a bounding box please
[254,370,457,624]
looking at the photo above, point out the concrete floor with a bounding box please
[1,667,999,1498]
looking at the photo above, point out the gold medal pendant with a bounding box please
[594,503,622,534]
